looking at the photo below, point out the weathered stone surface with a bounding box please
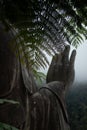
[29,81,70,130]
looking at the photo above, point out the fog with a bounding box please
[74,40,87,83]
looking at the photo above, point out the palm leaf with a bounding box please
[0,0,87,73]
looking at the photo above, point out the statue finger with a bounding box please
[69,49,76,68]
[51,53,62,66]
[62,45,70,64]
[50,54,57,66]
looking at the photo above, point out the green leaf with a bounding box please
[0,122,18,130]
[0,99,19,105]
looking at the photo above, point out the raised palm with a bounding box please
[46,45,76,88]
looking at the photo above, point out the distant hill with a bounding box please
[66,82,87,130]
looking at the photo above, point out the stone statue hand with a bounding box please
[46,45,76,88]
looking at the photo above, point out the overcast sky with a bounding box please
[74,40,87,83]
[42,40,87,84]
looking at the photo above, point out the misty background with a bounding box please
[74,40,87,83]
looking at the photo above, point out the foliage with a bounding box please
[0,122,18,130]
[0,0,87,70]
[66,83,87,130]
[33,70,46,85]
[0,99,19,104]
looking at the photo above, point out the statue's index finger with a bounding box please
[62,45,70,64]
[51,53,62,66]
[50,54,58,66]
[70,50,76,67]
